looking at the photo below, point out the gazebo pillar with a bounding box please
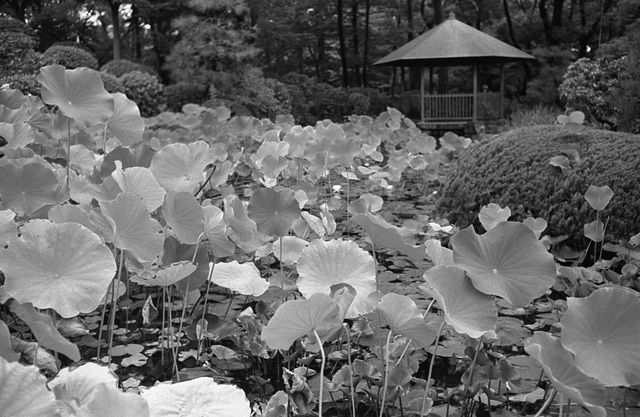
[500,63,505,118]
[420,68,425,121]
[472,65,478,122]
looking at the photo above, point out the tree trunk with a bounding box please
[503,0,531,95]
[109,0,122,60]
[552,0,564,27]
[362,0,371,87]
[578,0,615,55]
[539,0,553,43]
[351,0,361,86]
[337,0,349,87]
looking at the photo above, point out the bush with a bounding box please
[558,57,623,126]
[436,125,640,248]
[0,73,41,96]
[42,45,99,69]
[99,71,125,94]
[0,17,37,78]
[164,82,209,112]
[120,71,165,117]
[100,59,159,79]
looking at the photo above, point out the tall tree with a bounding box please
[337,0,349,86]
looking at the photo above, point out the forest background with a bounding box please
[1,0,639,128]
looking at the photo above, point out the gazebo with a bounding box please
[375,13,535,133]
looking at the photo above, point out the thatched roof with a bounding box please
[375,13,536,67]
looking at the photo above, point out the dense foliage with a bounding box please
[100,59,160,79]
[437,125,640,247]
[42,44,99,70]
[164,82,209,112]
[120,70,165,117]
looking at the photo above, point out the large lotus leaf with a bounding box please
[163,191,205,244]
[351,213,426,265]
[261,293,344,350]
[525,332,606,417]
[297,239,376,318]
[247,187,301,237]
[223,194,257,243]
[203,206,235,257]
[421,265,497,339]
[37,65,114,128]
[100,192,164,263]
[111,162,165,212]
[0,321,19,362]
[376,293,437,348]
[0,357,57,416]
[0,209,17,247]
[10,302,80,361]
[141,377,249,417]
[49,362,148,417]
[106,93,144,146]
[0,122,36,150]
[0,162,60,216]
[451,222,556,308]
[478,203,511,231]
[162,236,210,297]
[149,141,211,193]
[210,261,268,297]
[0,220,116,318]
[131,261,198,288]
[424,239,454,266]
[561,287,640,386]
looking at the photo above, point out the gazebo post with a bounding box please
[420,67,425,122]
[500,63,505,117]
[473,65,478,122]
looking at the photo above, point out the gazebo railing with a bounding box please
[424,93,474,120]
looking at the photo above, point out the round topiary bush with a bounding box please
[164,82,208,112]
[100,59,159,79]
[99,71,125,94]
[42,45,98,69]
[0,73,41,96]
[120,70,165,117]
[436,125,640,247]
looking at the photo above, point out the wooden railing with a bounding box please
[397,91,502,121]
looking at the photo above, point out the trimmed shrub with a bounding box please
[100,59,159,79]
[120,71,165,117]
[0,17,38,78]
[42,45,99,69]
[164,83,209,112]
[0,73,40,96]
[436,125,640,248]
[99,71,125,94]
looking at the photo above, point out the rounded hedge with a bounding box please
[120,70,165,117]
[100,59,159,79]
[436,125,640,247]
[164,82,208,112]
[99,71,125,94]
[42,45,98,69]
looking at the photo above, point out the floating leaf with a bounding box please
[37,65,114,128]
[163,191,205,244]
[584,220,605,243]
[478,203,511,231]
[111,162,165,212]
[561,287,640,386]
[10,302,81,362]
[0,357,57,416]
[452,222,556,308]
[261,293,343,350]
[0,162,59,216]
[106,93,144,146]
[376,293,437,348]
[584,185,613,211]
[149,141,211,193]
[141,377,249,417]
[525,332,606,417]
[347,193,384,214]
[210,261,268,297]
[422,265,497,339]
[100,192,164,263]
[1,220,116,318]
[247,187,301,237]
[297,239,376,318]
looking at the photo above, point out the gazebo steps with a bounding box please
[417,120,477,137]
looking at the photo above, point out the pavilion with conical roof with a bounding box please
[375,13,535,132]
